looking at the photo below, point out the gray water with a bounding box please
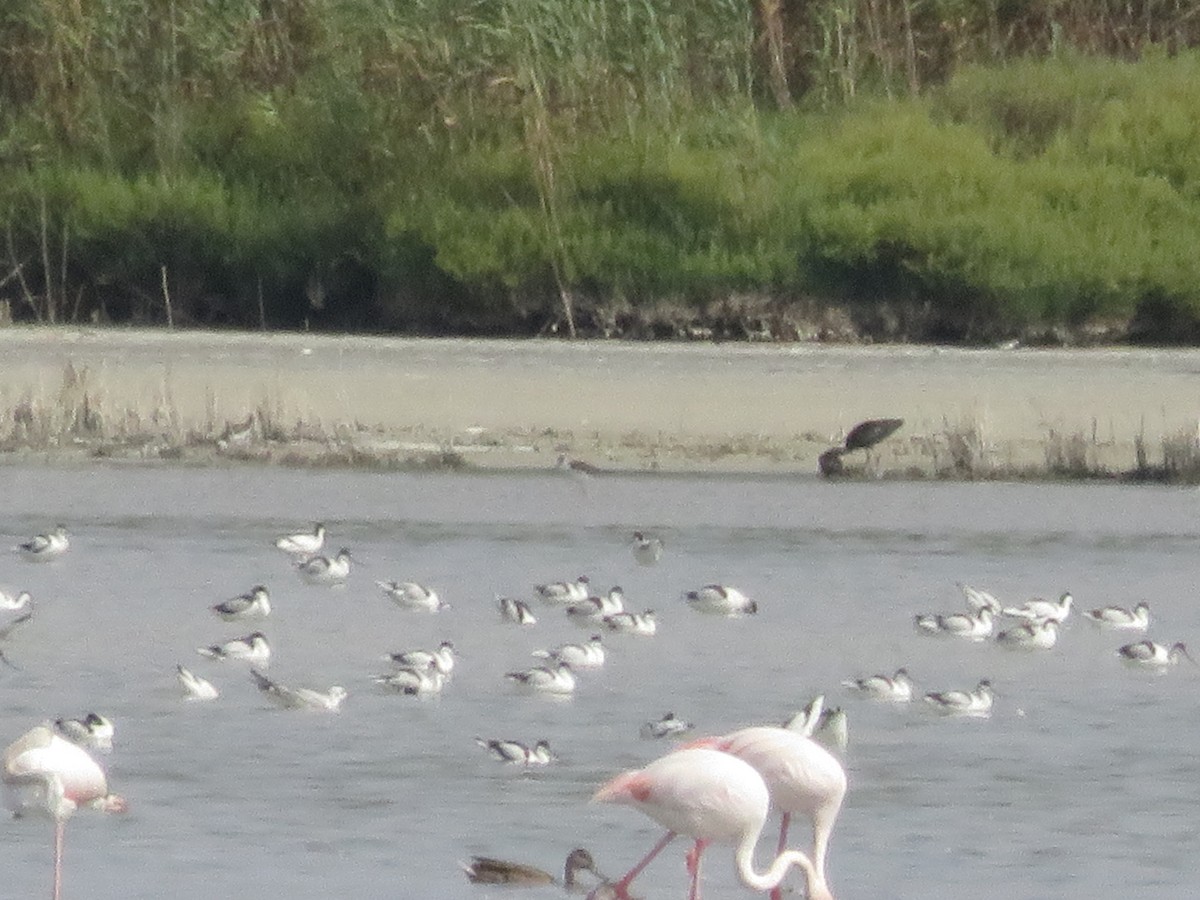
[2,465,1199,899]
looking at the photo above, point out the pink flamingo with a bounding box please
[690,726,845,900]
[4,724,127,900]
[591,746,822,900]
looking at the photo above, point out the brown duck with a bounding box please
[460,847,600,889]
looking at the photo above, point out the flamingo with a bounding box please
[591,747,825,900]
[690,726,845,900]
[4,724,127,900]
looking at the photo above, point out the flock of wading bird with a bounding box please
[5,448,1195,900]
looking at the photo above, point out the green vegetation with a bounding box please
[2,1,1200,341]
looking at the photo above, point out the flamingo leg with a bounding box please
[770,813,791,900]
[686,839,708,900]
[53,820,64,900]
[593,831,676,900]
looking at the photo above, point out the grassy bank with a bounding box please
[2,3,1200,341]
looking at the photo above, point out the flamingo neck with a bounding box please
[733,830,824,897]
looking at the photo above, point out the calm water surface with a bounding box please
[2,465,1199,899]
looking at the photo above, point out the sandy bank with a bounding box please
[1,327,1198,478]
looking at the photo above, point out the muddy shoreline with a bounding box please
[1,327,1198,480]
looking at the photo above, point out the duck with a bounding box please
[296,549,352,586]
[16,525,69,562]
[386,641,456,675]
[54,713,114,752]
[639,712,694,740]
[996,618,1059,651]
[534,576,591,606]
[505,662,576,695]
[601,610,657,636]
[196,631,271,666]
[176,664,219,701]
[250,669,346,711]
[532,635,605,669]
[374,667,446,695]
[460,847,601,888]
[498,596,537,626]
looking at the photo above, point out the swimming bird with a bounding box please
[631,532,664,566]
[250,669,346,711]
[923,679,994,717]
[53,714,114,753]
[386,641,456,675]
[196,631,271,666]
[274,522,325,557]
[176,665,219,701]
[505,662,576,695]
[692,726,846,900]
[684,584,758,617]
[1001,592,1073,624]
[378,581,445,612]
[640,712,694,740]
[0,589,31,611]
[296,548,352,586]
[460,847,601,888]
[602,610,657,636]
[842,668,914,702]
[475,738,555,766]
[498,595,537,626]
[374,667,446,695]
[996,618,1059,651]
[1116,640,1195,669]
[914,607,994,640]
[592,746,827,900]
[566,587,625,625]
[212,585,271,621]
[16,525,70,562]
[535,575,591,606]
[783,700,848,756]
[958,582,1002,615]
[4,724,127,900]
[533,635,605,669]
[1084,601,1150,631]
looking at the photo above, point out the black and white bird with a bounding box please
[16,525,70,562]
[274,523,326,558]
[212,585,271,621]
[475,738,555,765]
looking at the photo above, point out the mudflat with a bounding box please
[1,327,1197,476]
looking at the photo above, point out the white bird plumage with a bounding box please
[505,662,576,695]
[250,669,346,711]
[475,738,555,765]
[498,595,537,625]
[212,585,271,621]
[1084,601,1150,631]
[274,522,326,557]
[534,575,591,606]
[196,631,271,666]
[378,581,445,612]
[532,634,605,669]
[386,641,456,674]
[914,607,994,640]
[16,525,70,562]
[374,666,446,695]
[640,712,694,740]
[684,584,758,617]
[53,714,114,753]
[0,589,32,611]
[602,610,657,636]
[1001,592,1073,623]
[996,618,1059,650]
[296,548,352,586]
[1116,640,1195,669]
[842,667,914,701]
[631,531,664,566]
[176,664,219,700]
[923,679,994,717]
